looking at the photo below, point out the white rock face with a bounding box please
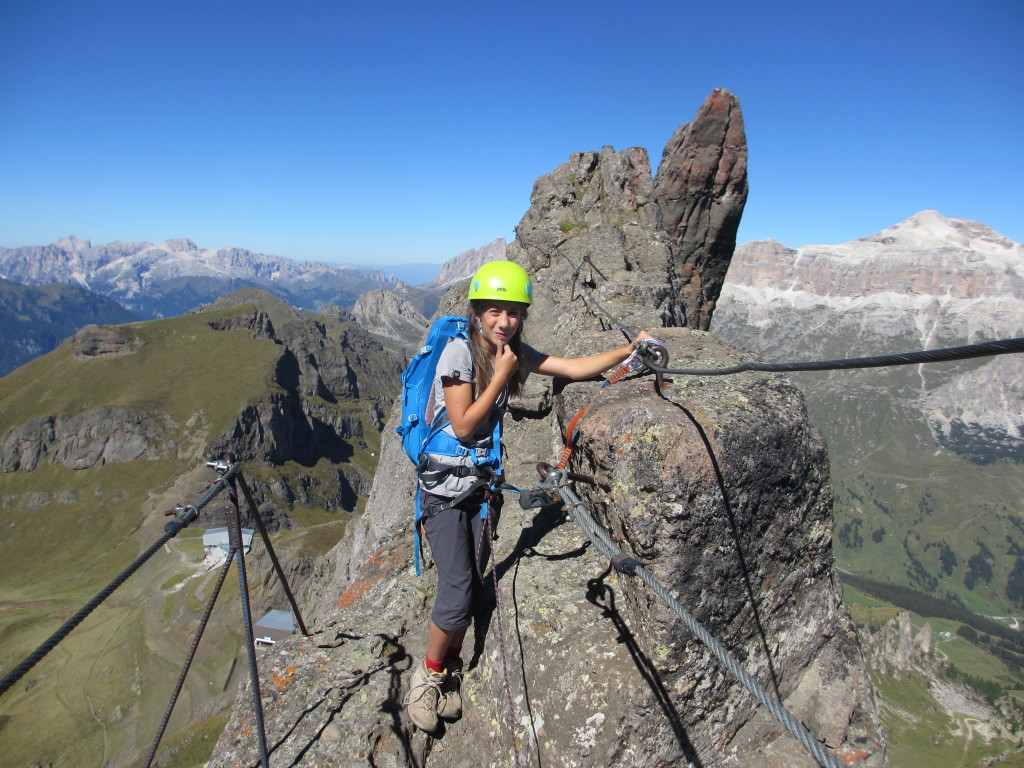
[714,210,1024,461]
[351,288,428,344]
[423,237,506,288]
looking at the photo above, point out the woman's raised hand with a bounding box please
[494,342,519,383]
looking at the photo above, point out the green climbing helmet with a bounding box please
[467,260,533,305]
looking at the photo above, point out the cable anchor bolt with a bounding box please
[163,504,197,533]
[635,338,669,369]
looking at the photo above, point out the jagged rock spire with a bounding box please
[656,88,749,330]
[508,88,748,338]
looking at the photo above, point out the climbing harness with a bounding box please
[396,313,508,574]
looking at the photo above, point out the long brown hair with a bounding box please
[467,300,528,399]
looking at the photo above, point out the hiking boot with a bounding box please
[405,663,446,733]
[437,658,463,720]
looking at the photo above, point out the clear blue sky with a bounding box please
[1,0,1021,265]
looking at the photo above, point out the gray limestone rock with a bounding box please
[209,330,884,768]
[0,406,167,471]
[72,324,143,358]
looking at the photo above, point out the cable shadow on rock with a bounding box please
[654,381,783,700]
[380,642,427,767]
[260,634,416,768]
[458,499,593,767]
[586,565,705,767]
[469,500,587,672]
[498,508,596,768]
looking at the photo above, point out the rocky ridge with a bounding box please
[350,239,511,352]
[1,405,170,472]
[209,90,884,768]
[352,289,429,348]
[0,294,401,527]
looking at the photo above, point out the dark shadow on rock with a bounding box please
[261,634,415,768]
[468,500,597,765]
[469,501,583,671]
[655,381,783,700]
[380,642,424,766]
[586,566,705,767]
[495,501,581,579]
[508,547,557,768]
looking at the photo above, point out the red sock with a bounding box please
[424,655,445,674]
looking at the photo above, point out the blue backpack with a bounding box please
[396,314,503,573]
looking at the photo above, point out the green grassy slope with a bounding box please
[792,370,1024,619]
[845,584,1024,768]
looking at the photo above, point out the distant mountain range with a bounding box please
[0,236,506,376]
[422,237,506,288]
[0,236,400,319]
[713,210,1024,615]
[714,210,1023,463]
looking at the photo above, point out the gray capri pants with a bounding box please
[420,487,501,631]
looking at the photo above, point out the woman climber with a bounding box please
[404,259,653,733]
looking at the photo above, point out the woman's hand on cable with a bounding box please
[632,331,656,348]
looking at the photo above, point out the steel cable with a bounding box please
[518,236,638,340]
[0,530,178,697]
[521,236,1024,376]
[144,551,234,768]
[515,238,1016,766]
[226,477,271,767]
[647,337,1024,376]
[0,464,237,698]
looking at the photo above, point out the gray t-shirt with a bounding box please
[419,338,540,497]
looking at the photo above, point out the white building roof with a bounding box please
[202,527,255,552]
[255,609,294,632]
